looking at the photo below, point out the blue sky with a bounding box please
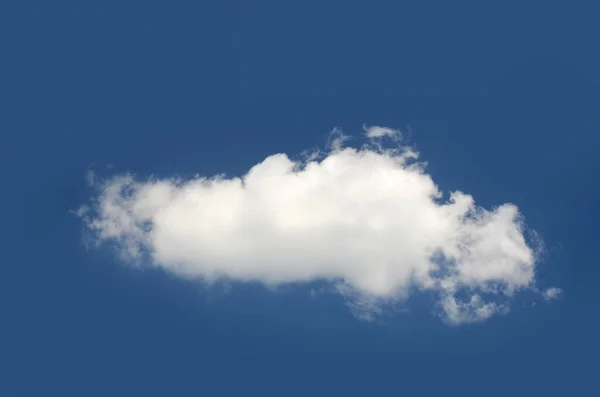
[1,1,599,395]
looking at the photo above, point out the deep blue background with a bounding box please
[1,1,599,395]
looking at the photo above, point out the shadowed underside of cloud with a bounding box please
[77,126,559,325]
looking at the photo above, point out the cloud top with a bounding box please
[78,127,552,324]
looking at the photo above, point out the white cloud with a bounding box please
[78,127,551,325]
[542,287,563,301]
[363,125,401,140]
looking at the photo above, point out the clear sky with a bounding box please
[2,1,599,396]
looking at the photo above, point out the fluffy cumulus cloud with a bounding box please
[77,126,557,325]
